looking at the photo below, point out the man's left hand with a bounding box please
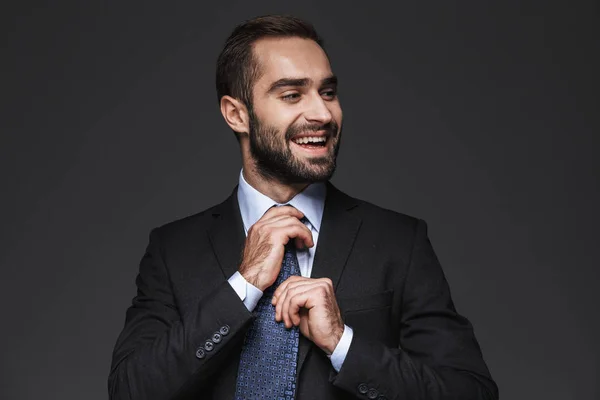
[272,276,344,355]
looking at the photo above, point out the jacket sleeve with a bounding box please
[108,228,253,400]
[331,219,499,400]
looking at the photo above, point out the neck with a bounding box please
[242,165,309,204]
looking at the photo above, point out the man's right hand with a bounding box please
[239,206,313,292]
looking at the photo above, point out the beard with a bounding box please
[248,109,342,185]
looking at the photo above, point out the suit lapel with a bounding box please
[297,182,362,374]
[208,186,246,279]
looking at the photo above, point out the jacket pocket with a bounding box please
[337,290,395,345]
[337,290,394,313]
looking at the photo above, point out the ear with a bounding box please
[220,95,249,135]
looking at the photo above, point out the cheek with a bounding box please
[256,102,299,133]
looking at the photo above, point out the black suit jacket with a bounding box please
[109,183,498,399]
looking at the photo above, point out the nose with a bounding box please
[303,92,333,125]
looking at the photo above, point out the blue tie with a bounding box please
[234,243,301,400]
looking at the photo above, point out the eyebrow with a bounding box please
[266,75,338,94]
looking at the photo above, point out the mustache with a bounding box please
[285,121,339,141]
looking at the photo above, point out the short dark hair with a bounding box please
[216,15,325,109]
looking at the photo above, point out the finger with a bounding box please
[253,215,313,248]
[257,213,303,229]
[273,277,307,321]
[282,285,316,328]
[258,214,297,226]
[263,216,309,233]
[273,278,293,322]
[273,276,306,305]
[289,284,330,326]
[248,215,300,238]
[256,216,311,239]
[261,205,304,221]
[250,221,312,256]
[264,224,314,253]
[274,279,314,322]
[286,289,319,327]
[318,277,334,290]
[274,279,313,322]
[274,224,314,249]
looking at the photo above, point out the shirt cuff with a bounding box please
[227,271,263,312]
[328,324,353,372]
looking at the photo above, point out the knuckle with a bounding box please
[254,223,266,235]
[286,287,298,299]
[318,285,328,296]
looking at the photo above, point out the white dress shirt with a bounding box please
[227,169,353,372]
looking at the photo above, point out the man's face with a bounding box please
[246,37,343,184]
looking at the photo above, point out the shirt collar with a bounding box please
[237,169,326,233]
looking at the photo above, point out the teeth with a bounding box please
[293,136,327,144]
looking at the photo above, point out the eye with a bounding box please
[281,93,301,101]
[321,89,337,100]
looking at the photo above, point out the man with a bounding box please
[109,15,498,400]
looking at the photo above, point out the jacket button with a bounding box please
[204,341,214,352]
[367,388,379,399]
[212,333,222,343]
[219,325,230,336]
[195,347,205,359]
[358,383,368,394]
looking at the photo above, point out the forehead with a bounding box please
[252,37,333,90]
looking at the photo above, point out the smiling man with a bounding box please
[109,15,498,400]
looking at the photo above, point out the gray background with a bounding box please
[1,1,598,399]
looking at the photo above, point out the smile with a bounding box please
[290,135,330,155]
[292,136,327,145]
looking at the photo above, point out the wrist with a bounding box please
[324,324,344,355]
[239,265,258,287]
[239,269,267,291]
